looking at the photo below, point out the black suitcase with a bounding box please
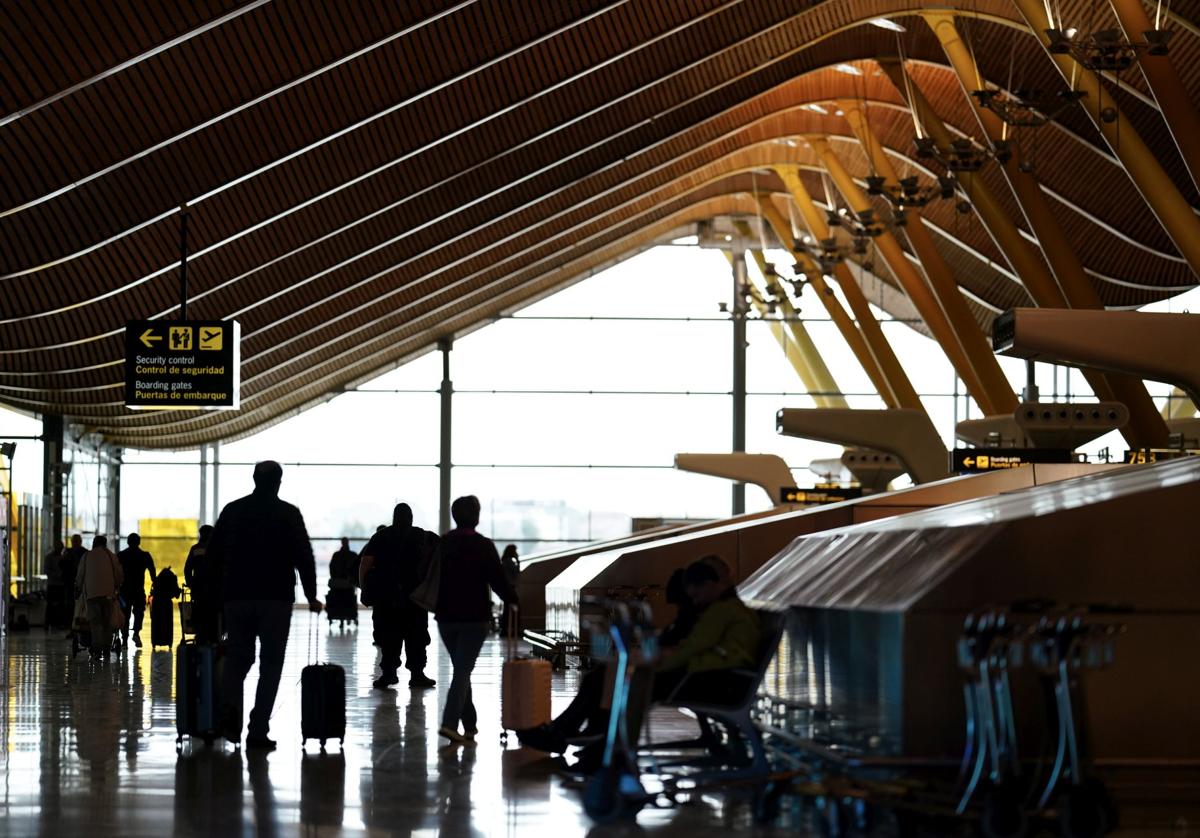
[325,586,358,624]
[151,598,174,649]
[301,663,346,749]
[176,641,223,749]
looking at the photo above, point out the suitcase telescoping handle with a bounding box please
[307,608,321,665]
[507,605,519,661]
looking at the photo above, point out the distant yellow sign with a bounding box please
[169,325,193,351]
[198,325,223,351]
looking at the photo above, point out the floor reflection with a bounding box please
[0,610,788,837]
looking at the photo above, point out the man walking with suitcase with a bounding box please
[209,460,323,751]
[359,503,438,690]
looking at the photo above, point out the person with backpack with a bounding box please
[75,535,123,660]
[118,533,157,647]
[360,503,438,690]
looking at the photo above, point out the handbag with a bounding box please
[72,595,89,630]
[409,545,442,612]
[110,597,125,630]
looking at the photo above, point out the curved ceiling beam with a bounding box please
[0,128,1041,389]
[22,193,774,436]
[3,2,1159,287]
[1,76,1180,357]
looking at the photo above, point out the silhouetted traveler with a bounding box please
[150,567,182,649]
[517,557,760,766]
[658,567,700,649]
[118,533,157,647]
[360,504,438,690]
[209,460,322,750]
[44,539,66,627]
[329,537,360,588]
[434,496,516,744]
[75,536,123,660]
[500,544,520,638]
[184,525,219,642]
[61,534,86,618]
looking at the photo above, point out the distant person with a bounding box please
[150,567,182,649]
[329,538,360,589]
[433,496,516,744]
[75,535,123,660]
[360,504,438,690]
[184,525,219,642]
[500,544,520,638]
[118,533,157,647]
[208,460,322,751]
[43,539,66,627]
[517,557,761,767]
[61,534,86,617]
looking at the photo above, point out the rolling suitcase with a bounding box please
[178,586,195,636]
[500,608,552,743]
[176,640,223,749]
[301,615,346,749]
[151,598,174,650]
[325,585,358,625]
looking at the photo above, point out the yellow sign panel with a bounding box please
[198,325,223,351]
[138,518,198,594]
[168,325,193,351]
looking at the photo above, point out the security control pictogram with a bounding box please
[169,326,193,351]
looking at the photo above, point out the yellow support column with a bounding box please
[722,245,846,408]
[1013,0,1200,279]
[917,13,1171,447]
[754,195,902,409]
[876,59,1069,311]
[839,100,1018,416]
[1110,0,1200,194]
[770,168,925,412]
[731,225,848,408]
[807,135,1001,415]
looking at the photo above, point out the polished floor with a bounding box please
[0,608,791,837]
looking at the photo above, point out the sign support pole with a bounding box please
[438,338,453,535]
[731,252,747,516]
[179,204,190,321]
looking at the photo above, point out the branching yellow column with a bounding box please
[807,135,1000,415]
[1013,0,1200,279]
[770,168,925,412]
[877,59,1069,311]
[1109,0,1200,194]
[723,241,847,409]
[839,99,1017,415]
[922,11,1170,447]
[754,195,902,409]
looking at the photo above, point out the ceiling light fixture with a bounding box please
[869,17,906,33]
[834,63,863,76]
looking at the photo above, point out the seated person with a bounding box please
[517,555,761,757]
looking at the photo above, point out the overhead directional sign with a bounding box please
[125,320,240,410]
[779,486,864,505]
[951,447,1073,473]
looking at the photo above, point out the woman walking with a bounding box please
[75,535,123,660]
[433,496,516,744]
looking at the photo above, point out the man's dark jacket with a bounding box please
[209,487,317,603]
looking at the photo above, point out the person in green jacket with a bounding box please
[516,556,762,760]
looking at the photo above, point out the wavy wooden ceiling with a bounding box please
[1,0,1197,447]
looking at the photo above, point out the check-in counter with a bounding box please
[544,463,1127,637]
